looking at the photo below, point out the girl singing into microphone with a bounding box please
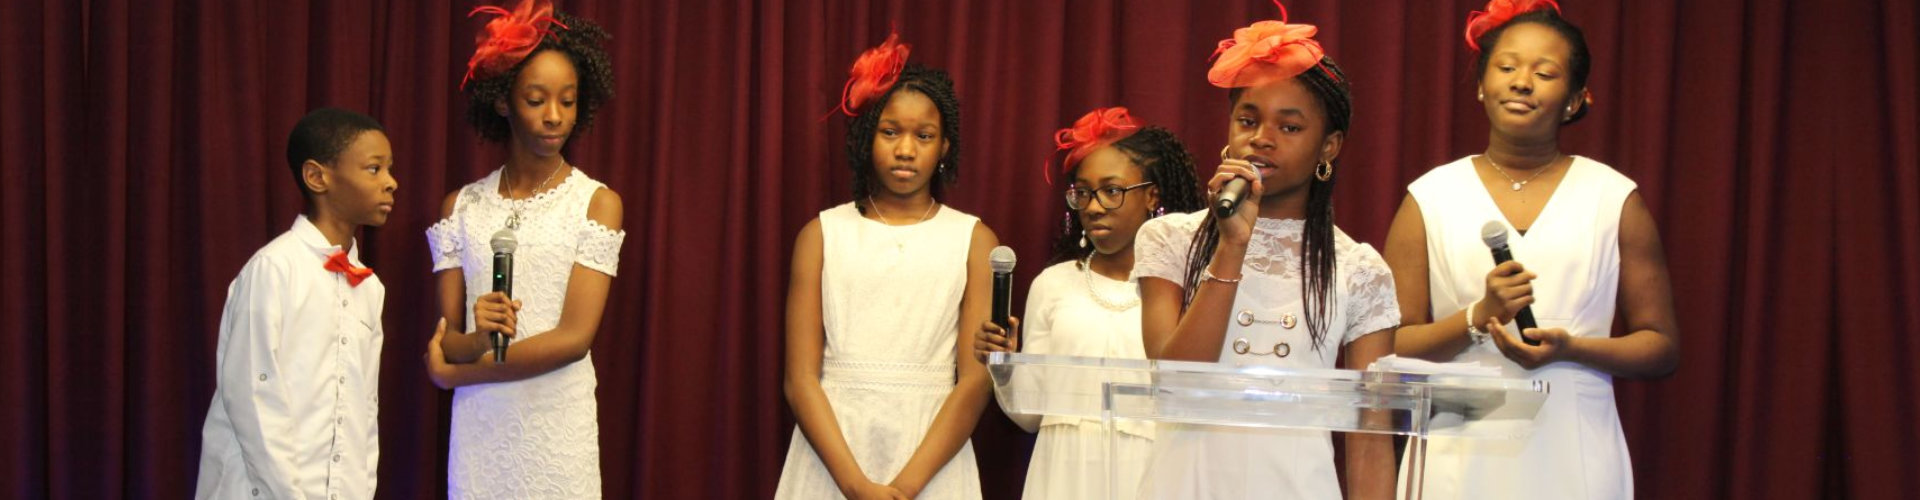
[422,0,626,497]
[1384,1,1679,498]
[1131,1,1400,497]
[776,31,996,500]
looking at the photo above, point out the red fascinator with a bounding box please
[1207,1,1333,89]
[1464,0,1561,51]
[830,30,912,117]
[462,0,570,90]
[1046,107,1142,186]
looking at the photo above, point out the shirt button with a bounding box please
[257,374,267,382]
[250,488,259,496]
[333,454,342,462]
[340,337,348,345]
[341,299,349,308]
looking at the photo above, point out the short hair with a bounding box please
[285,107,385,199]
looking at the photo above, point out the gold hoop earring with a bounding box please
[1315,160,1334,182]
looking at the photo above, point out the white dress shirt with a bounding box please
[196,215,383,500]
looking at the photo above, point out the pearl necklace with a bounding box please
[1081,254,1140,311]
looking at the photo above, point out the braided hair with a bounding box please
[462,12,617,143]
[1180,57,1353,352]
[846,64,963,211]
[1048,127,1205,265]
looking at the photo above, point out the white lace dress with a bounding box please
[1130,211,1400,498]
[774,202,983,499]
[425,167,625,499]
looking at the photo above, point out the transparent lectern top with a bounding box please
[987,352,1549,439]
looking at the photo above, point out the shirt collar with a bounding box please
[292,214,361,264]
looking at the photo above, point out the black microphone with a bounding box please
[489,228,517,363]
[1213,178,1250,219]
[989,246,1017,350]
[1212,155,1269,219]
[1480,221,1540,346]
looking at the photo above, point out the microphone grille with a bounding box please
[490,228,519,254]
[989,246,1017,274]
[1480,221,1509,249]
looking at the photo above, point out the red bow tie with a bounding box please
[324,249,374,286]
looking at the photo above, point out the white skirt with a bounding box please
[1023,422,1153,500]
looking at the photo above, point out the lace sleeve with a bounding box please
[1342,244,1401,345]
[575,218,626,276]
[425,216,464,272]
[1130,214,1195,286]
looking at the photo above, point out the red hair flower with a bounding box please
[1464,0,1561,52]
[462,0,570,90]
[829,30,912,117]
[1046,107,1142,185]
[1207,1,1333,89]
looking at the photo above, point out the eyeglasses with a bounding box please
[1064,181,1155,210]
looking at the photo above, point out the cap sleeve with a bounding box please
[575,218,626,276]
[1341,242,1401,345]
[1129,213,1198,286]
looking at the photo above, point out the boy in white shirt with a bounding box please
[195,108,397,499]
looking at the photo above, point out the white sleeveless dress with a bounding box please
[774,202,983,499]
[1398,156,1636,499]
[425,167,626,499]
[1131,211,1401,499]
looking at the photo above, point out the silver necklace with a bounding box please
[1484,154,1560,191]
[867,196,937,252]
[1081,254,1140,311]
[503,164,564,229]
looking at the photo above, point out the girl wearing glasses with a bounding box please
[1130,2,1400,497]
[971,107,1203,500]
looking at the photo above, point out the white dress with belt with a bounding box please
[774,202,983,499]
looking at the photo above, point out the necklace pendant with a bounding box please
[1510,182,1524,191]
[505,212,521,230]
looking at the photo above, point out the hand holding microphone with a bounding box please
[478,229,521,363]
[977,246,1020,365]
[1479,221,1541,346]
[1210,148,1270,244]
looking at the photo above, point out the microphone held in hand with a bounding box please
[490,228,518,363]
[1480,221,1540,346]
[1212,155,1269,219]
[989,246,1017,350]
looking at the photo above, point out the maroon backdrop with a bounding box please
[2,0,1915,498]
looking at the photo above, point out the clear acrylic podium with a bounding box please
[987,352,1550,499]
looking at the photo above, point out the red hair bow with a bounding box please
[461,0,570,90]
[1207,1,1333,89]
[1464,0,1561,52]
[830,30,912,117]
[1046,107,1142,186]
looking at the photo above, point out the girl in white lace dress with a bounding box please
[1385,3,1679,498]
[1133,5,1400,498]
[776,33,994,500]
[969,108,1206,500]
[422,2,626,498]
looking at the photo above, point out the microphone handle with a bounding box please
[1213,178,1250,219]
[991,271,1014,350]
[492,252,513,363]
[1488,246,1541,346]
